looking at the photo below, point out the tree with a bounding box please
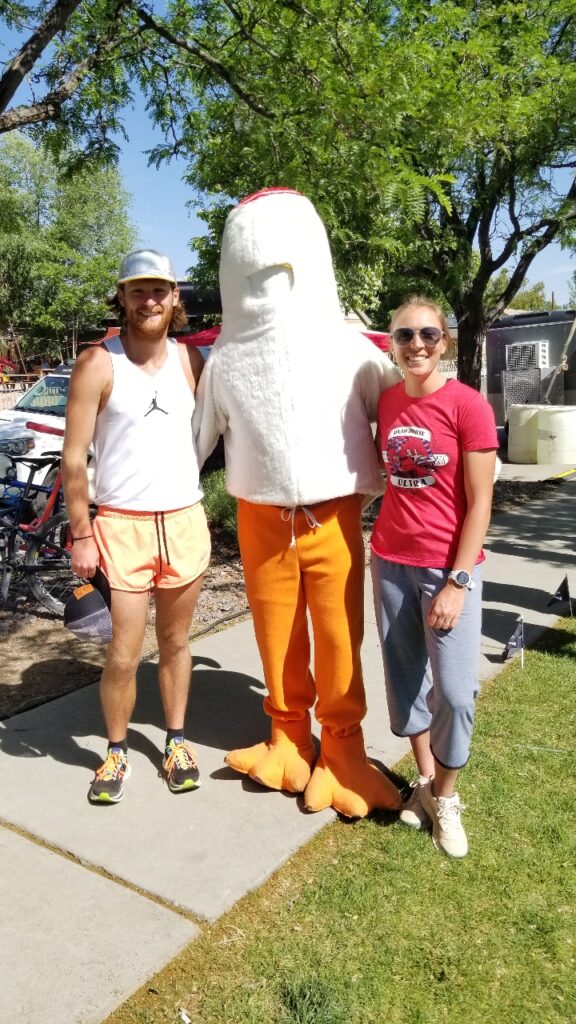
[2,2,575,387]
[0,134,135,359]
[153,0,576,389]
[0,0,289,160]
[484,270,553,313]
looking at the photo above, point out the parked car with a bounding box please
[0,424,37,480]
[0,369,69,484]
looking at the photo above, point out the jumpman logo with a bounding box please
[144,391,169,416]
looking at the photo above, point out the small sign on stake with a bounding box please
[547,574,573,617]
[502,616,524,667]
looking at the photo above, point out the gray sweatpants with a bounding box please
[370,556,482,769]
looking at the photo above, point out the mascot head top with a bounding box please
[219,189,343,334]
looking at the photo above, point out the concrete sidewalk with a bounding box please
[0,465,574,1024]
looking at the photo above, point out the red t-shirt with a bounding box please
[371,378,498,567]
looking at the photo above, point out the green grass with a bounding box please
[106,618,576,1024]
[201,468,237,539]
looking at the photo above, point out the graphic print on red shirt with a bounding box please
[371,379,498,568]
[385,425,449,488]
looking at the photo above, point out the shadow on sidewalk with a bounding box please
[0,657,268,775]
[485,491,575,566]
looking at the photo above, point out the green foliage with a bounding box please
[485,269,553,312]
[0,133,135,358]
[2,1,575,384]
[568,269,576,309]
[201,468,237,538]
[165,0,575,386]
[507,282,552,312]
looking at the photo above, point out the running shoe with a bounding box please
[89,748,131,804]
[162,738,201,793]
[420,785,468,858]
[399,778,433,830]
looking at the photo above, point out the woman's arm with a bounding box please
[427,448,496,630]
[452,448,497,573]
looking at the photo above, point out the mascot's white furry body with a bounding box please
[194,189,402,817]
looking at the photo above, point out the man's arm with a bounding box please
[177,341,205,390]
[61,347,111,579]
[357,341,402,420]
[192,355,228,469]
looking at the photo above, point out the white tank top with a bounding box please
[94,336,202,510]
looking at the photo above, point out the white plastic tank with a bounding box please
[536,406,576,465]
[507,404,543,464]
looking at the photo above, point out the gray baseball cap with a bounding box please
[117,249,177,285]
[64,568,112,645]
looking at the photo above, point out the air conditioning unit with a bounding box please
[505,340,549,371]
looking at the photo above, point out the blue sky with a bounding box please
[120,124,575,307]
[119,144,202,280]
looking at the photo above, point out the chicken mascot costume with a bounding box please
[194,188,402,818]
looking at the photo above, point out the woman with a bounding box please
[371,297,498,857]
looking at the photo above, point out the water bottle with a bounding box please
[0,480,22,508]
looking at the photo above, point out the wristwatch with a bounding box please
[448,569,475,591]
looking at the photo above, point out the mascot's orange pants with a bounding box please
[231,495,402,816]
[236,494,366,734]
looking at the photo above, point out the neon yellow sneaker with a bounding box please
[162,739,201,793]
[89,748,131,804]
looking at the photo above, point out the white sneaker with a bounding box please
[420,786,468,858]
[399,779,432,829]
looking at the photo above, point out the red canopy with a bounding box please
[100,327,121,343]
[362,331,391,353]
[178,326,221,347]
[179,326,391,353]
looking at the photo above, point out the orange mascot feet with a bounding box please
[225,716,316,793]
[304,727,402,818]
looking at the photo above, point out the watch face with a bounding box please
[455,571,470,586]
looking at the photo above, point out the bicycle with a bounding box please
[0,451,83,615]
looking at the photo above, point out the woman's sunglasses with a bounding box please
[392,326,444,347]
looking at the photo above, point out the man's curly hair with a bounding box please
[108,287,189,333]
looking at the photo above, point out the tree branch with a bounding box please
[221,1,281,61]
[548,15,576,56]
[485,177,576,317]
[463,157,490,242]
[0,0,84,114]
[507,170,521,236]
[132,5,276,120]
[0,99,61,132]
[0,28,130,135]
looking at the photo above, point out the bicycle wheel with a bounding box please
[24,512,79,615]
[0,511,21,603]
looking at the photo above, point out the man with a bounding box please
[62,249,210,804]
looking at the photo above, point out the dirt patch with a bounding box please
[490,475,566,514]
[0,527,247,720]
[0,476,570,719]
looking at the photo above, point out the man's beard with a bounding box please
[126,304,172,339]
